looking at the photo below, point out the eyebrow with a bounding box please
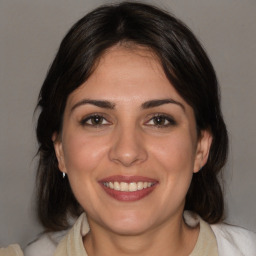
[141,99,185,111]
[71,99,116,112]
[70,98,185,112]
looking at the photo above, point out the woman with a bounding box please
[4,2,255,256]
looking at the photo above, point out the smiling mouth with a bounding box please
[103,181,155,192]
[99,176,158,201]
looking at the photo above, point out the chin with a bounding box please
[101,210,155,236]
[109,221,151,236]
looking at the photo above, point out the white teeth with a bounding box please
[120,182,129,191]
[129,182,137,192]
[103,181,154,192]
[137,182,144,190]
[109,182,114,189]
[114,181,120,191]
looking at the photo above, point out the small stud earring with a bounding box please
[62,172,66,178]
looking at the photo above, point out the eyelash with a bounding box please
[79,114,111,127]
[79,113,176,128]
[145,114,177,128]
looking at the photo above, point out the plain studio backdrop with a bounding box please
[0,0,255,248]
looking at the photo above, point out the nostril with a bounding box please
[108,133,147,166]
[109,150,145,167]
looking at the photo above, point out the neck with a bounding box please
[84,213,199,256]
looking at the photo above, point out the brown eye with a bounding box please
[80,115,110,126]
[146,114,176,128]
[153,116,167,126]
[90,115,104,125]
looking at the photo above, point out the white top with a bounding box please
[0,245,24,256]
[23,212,256,256]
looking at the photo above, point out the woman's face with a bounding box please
[54,46,212,235]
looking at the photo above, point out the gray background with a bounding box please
[0,0,255,248]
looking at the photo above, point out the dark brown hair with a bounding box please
[36,1,228,231]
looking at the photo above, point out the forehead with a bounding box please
[67,45,187,107]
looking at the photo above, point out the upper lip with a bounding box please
[99,175,158,183]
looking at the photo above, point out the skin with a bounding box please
[53,45,212,256]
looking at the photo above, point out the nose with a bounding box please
[108,124,148,167]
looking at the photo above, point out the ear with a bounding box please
[193,129,212,173]
[52,132,67,174]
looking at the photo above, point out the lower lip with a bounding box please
[100,184,157,201]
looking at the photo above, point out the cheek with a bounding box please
[149,132,196,172]
[62,132,109,176]
[148,132,196,198]
[61,133,110,211]
[128,133,195,219]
